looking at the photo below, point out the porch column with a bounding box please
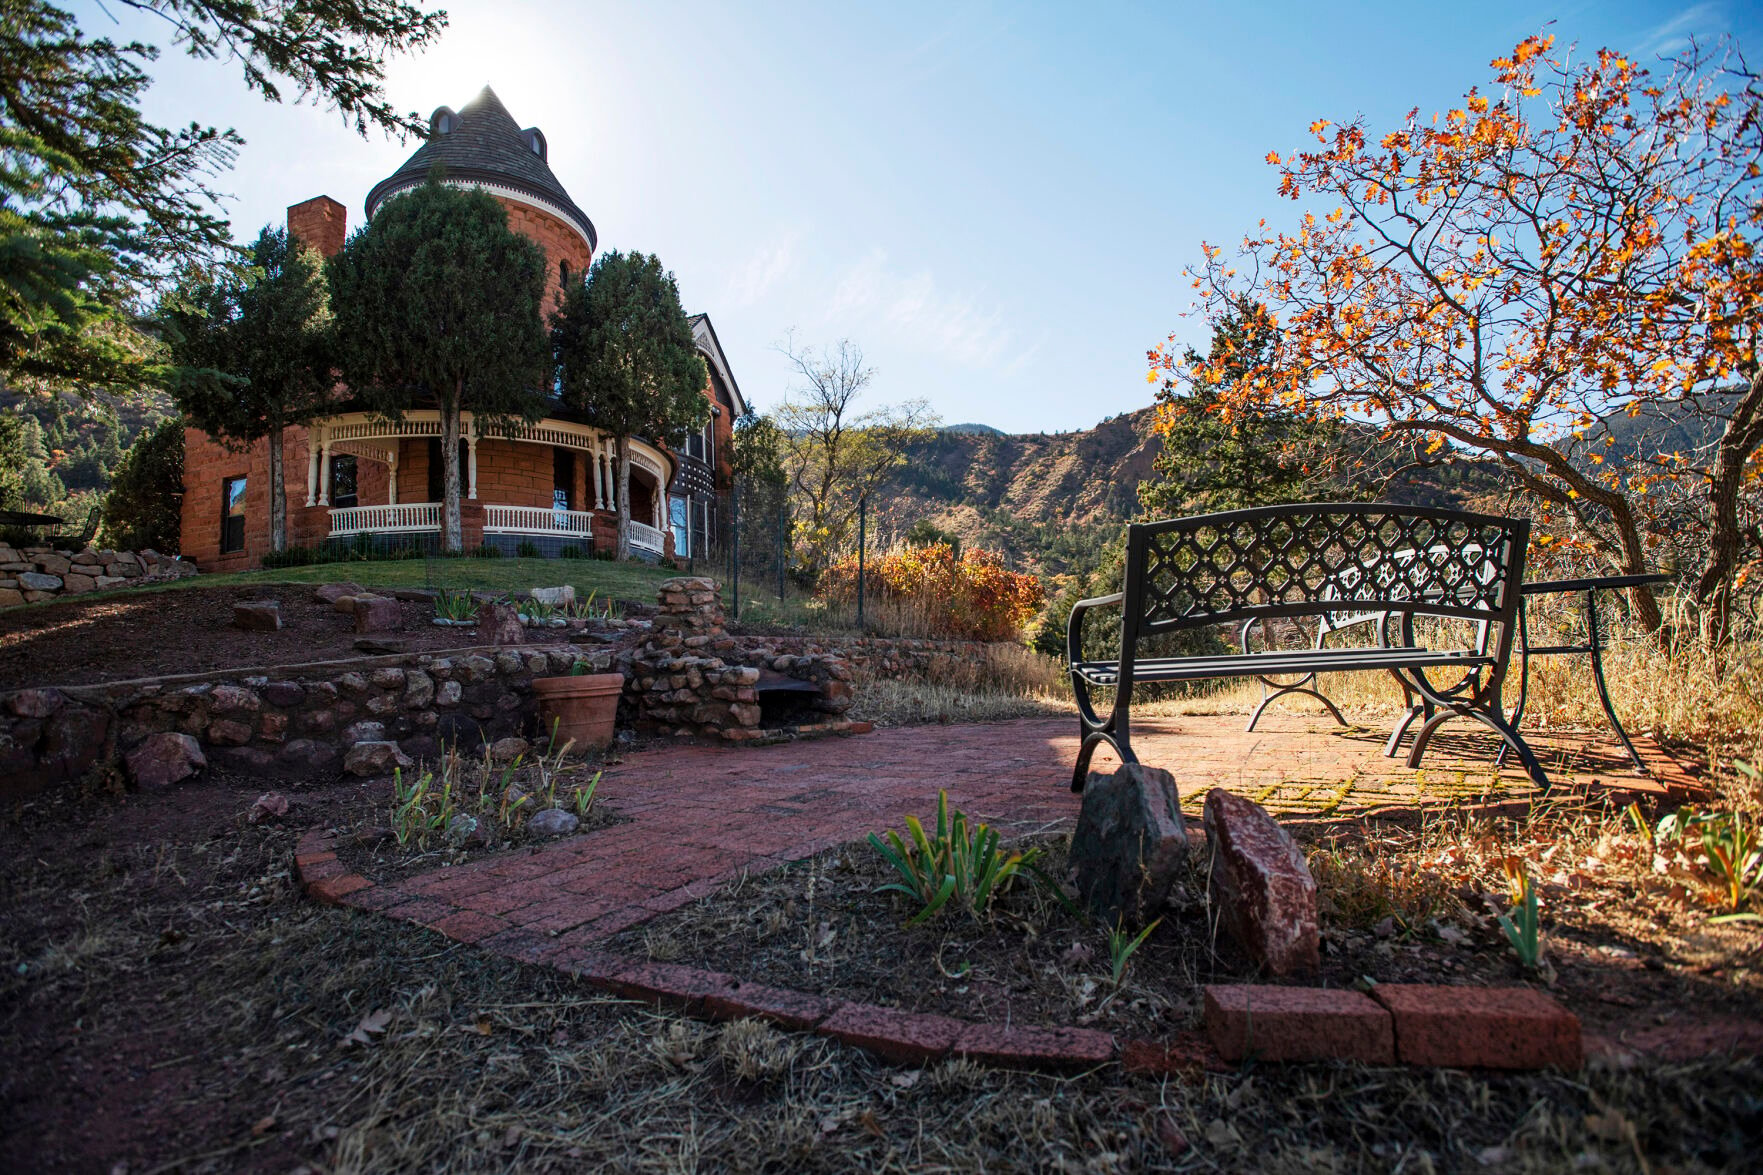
[592,439,605,508]
[304,431,320,506]
[318,441,332,506]
[386,446,399,504]
[465,417,479,500]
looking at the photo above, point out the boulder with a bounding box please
[1204,789,1319,976]
[343,740,414,777]
[402,670,435,708]
[482,601,524,645]
[529,586,575,608]
[527,808,580,837]
[488,736,531,762]
[38,705,109,779]
[232,599,282,631]
[341,720,387,746]
[62,573,96,594]
[352,595,401,633]
[72,549,102,566]
[18,571,62,592]
[1068,763,1189,927]
[315,582,366,603]
[35,554,70,576]
[126,726,206,783]
[6,688,64,719]
[0,588,23,608]
[332,596,362,614]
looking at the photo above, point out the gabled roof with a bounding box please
[364,86,597,249]
[689,314,747,418]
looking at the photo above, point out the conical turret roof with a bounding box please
[364,86,596,248]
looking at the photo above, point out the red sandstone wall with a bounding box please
[180,425,324,569]
[287,196,347,257]
[492,198,593,323]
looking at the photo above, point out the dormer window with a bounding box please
[520,127,548,160]
[429,106,457,136]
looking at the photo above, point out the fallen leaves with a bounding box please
[343,1008,391,1048]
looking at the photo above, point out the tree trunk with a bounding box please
[1606,499,1663,634]
[441,394,463,554]
[616,434,632,561]
[1693,369,1763,646]
[268,424,286,553]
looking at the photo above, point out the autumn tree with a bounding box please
[1169,35,1763,637]
[329,182,551,553]
[1,0,445,392]
[165,226,333,553]
[774,336,936,575]
[553,250,707,560]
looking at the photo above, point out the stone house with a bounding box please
[179,86,745,570]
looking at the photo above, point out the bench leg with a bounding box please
[1071,729,1135,793]
[1384,703,1427,758]
[1247,674,1346,733]
[1406,704,1549,789]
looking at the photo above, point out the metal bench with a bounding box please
[1066,503,1547,792]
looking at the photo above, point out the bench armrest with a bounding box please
[1067,592,1125,667]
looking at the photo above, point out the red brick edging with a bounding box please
[294,828,1582,1074]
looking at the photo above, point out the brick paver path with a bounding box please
[355,713,1694,957]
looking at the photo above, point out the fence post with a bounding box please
[730,482,740,621]
[857,495,866,630]
[777,502,786,602]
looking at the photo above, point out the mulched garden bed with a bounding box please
[0,583,504,688]
[608,795,1763,1045]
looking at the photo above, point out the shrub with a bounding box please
[471,544,502,559]
[516,539,541,558]
[559,543,585,559]
[867,790,1052,924]
[100,417,184,552]
[819,542,1043,641]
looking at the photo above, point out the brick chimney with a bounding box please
[287,195,347,257]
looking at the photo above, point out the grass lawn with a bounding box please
[68,556,682,607]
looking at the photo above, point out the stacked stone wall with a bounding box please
[0,544,194,608]
[0,643,613,797]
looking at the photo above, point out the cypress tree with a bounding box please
[329,182,550,553]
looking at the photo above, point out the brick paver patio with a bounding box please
[340,712,1696,955]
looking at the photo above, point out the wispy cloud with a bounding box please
[1633,2,1721,59]
[825,248,1014,368]
[724,231,800,308]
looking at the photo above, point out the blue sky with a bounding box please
[78,0,1758,433]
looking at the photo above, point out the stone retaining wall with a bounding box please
[0,643,613,798]
[0,544,195,607]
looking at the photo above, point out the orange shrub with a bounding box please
[819,542,1044,642]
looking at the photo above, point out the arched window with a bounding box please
[435,112,453,133]
[559,260,570,289]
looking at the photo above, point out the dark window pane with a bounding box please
[553,447,574,511]
[330,455,358,509]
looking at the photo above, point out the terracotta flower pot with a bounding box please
[530,672,624,751]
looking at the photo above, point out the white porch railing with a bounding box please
[329,502,441,536]
[627,521,666,555]
[483,504,596,537]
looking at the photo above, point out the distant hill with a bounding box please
[870,406,1506,580]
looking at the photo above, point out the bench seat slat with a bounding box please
[1073,645,1490,685]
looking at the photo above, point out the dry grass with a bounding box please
[4,780,1759,1173]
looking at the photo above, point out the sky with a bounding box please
[73,0,1760,434]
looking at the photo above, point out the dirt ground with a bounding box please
[3,767,1760,1173]
[0,584,516,689]
[607,800,1763,1046]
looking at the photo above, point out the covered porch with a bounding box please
[306,411,672,557]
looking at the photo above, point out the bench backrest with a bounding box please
[1121,503,1529,646]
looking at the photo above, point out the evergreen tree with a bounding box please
[329,182,550,552]
[730,410,789,577]
[1139,298,1330,518]
[0,0,445,393]
[101,415,183,551]
[553,250,707,560]
[166,226,333,552]
[0,413,25,509]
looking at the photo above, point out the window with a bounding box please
[552,447,574,511]
[684,420,713,463]
[435,112,453,133]
[670,495,690,558]
[329,454,358,509]
[559,260,570,289]
[221,476,247,554]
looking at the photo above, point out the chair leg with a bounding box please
[1384,704,1426,757]
[1071,730,1130,793]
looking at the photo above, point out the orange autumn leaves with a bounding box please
[1151,33,1762,621]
